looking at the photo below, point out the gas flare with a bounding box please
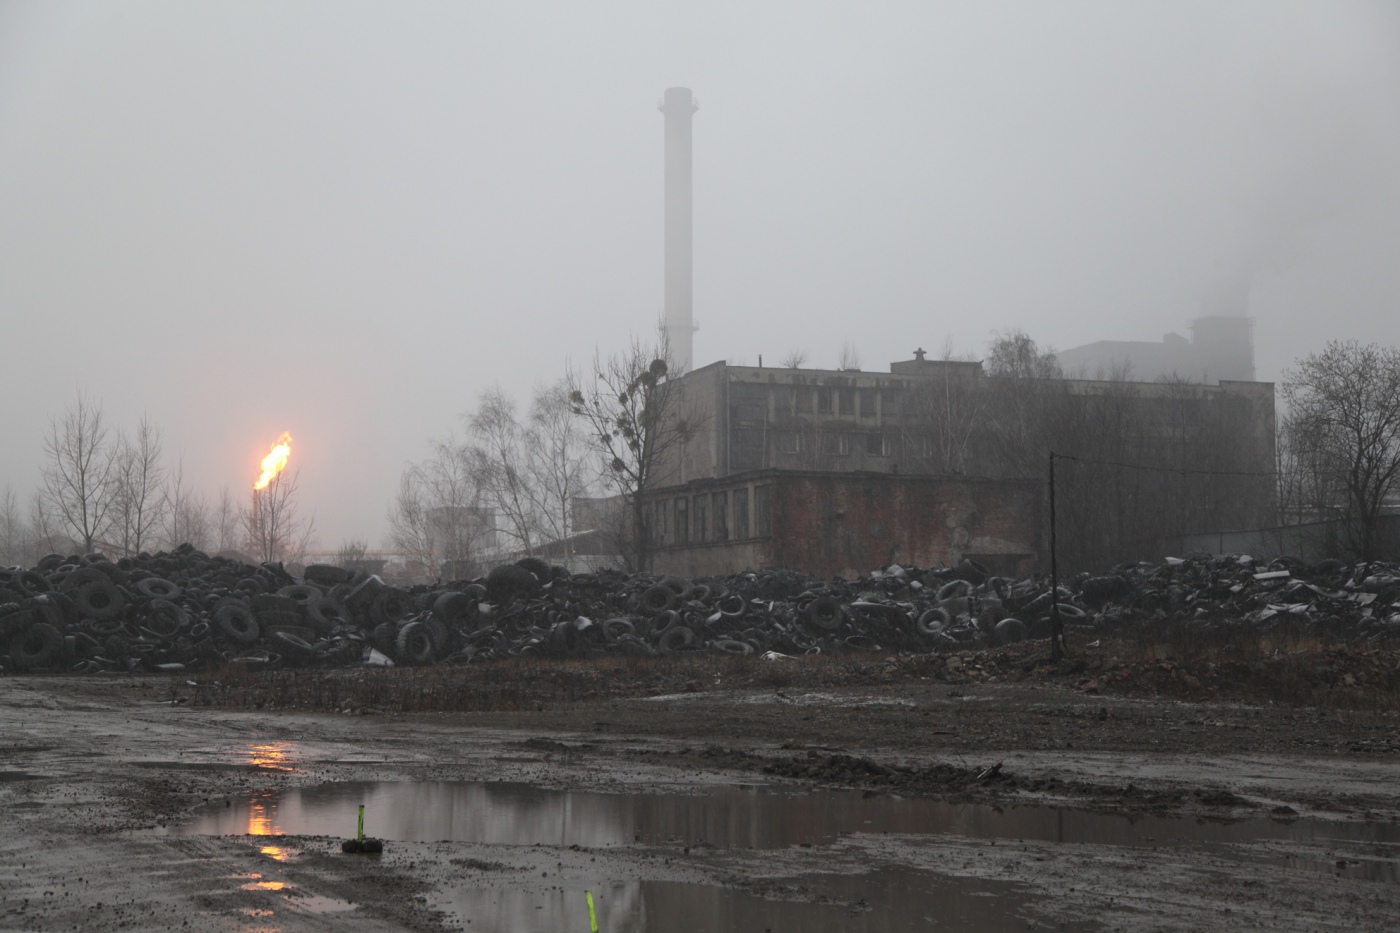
[253,432,293,490]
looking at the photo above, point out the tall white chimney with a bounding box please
[658,87,697,374]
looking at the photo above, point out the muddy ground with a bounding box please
[2,640,1399,931]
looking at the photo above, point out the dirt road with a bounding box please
[2,664,1399,931]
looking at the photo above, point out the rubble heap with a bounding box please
[1,547,1397,674]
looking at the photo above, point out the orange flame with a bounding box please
[253,432,293,490]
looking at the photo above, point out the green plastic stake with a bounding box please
[357,804,365,842]
[586,889,599,933]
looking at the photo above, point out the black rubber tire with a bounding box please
[514,557,551,581]
[304,596,349,632]
[805,596,844,631]
[917,607,951,636]
[277,584,322,605]
[713,638,754,655]
[395,621,434,665]
[272,631,319,659]
[134,577,181,601]
[143,599,185,637]
[371,622,398,656]
[11,623,64,670]
[657,625,695,653]
[372,587,414,625]
[485,564,539,604]
[994,617,1028,644]
[432,591,477,628]
[214,600,260,644]
[638,584,679,615]
[72,579,126,622]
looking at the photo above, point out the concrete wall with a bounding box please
[649,470,1042,579]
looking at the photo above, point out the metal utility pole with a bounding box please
[1049,451,1063,661]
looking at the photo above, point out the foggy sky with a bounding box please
[2,0,1398,549]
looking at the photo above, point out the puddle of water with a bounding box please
[288,893,357,914]
[0,771,39,781]
[438,870,1055,933]
[160,780,1400,857]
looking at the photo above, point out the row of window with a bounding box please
[731,386,884,420]
[655,486,772,547]
[778,432,892,457]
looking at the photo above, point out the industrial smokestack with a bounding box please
[659,87,697,374]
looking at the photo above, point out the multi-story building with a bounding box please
[641,350,1275,577]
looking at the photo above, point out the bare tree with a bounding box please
[0,485,25,566]
[780,349,808,369]
[568,335,700,572]
[244,470,314,564]
[389,439,486,582]
[524,379,597,564]
[26,490,68,558]
[985,329,1062,380]
[837,340,861,371]
[110,414,167,556]
[335,538,369,568]
[161,459,209,551]
[41,392,117,552]
[1282,341,1400,561]
[467,388,538,555]
[213,486,240,554]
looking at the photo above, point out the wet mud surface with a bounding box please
[2,669,1399,931]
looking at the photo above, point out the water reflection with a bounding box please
[438,872,1050,933]
[169,781,1400,857]
[247,742,297,772]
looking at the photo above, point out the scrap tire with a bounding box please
[805,596,844,631]
[485,564,539,604]
[639,584,679,615]
[72,578,126,622]
[917,607,951,636]
[396,621,435,666]
[994,617,1028,644]
[656,625,695,654]
[372,622,398,656]
[214,600,260,644]
[134,577,181,601]
[11,623,64,670]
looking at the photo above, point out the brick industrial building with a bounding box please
[639,351,1275,578]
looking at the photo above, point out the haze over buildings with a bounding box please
[1,1,1397,548]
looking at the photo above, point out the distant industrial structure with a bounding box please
[1056,315,1255,384]
[659,87,698,374]
[629,354,1275,577]
[557,89,1280,578]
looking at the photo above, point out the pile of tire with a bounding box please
[1,548,1396,674]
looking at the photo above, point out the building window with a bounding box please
[817,387,833,413]
[866,433,888,457]
[839,387,855,415]
[838,433,851,456]
[674,497,688,546]
[794,388,812,414]
[655,499,669,546]
[754,486,773,537]
[779,432,800,454]
[772,385,791,417]
[734,487,750,538]
[712,491,728,541]
[694,495,708,543]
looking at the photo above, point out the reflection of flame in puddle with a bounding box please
[242,880,288,892]
[248,742,297,772]
[240,907,275,918]
[259,845,289,862]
